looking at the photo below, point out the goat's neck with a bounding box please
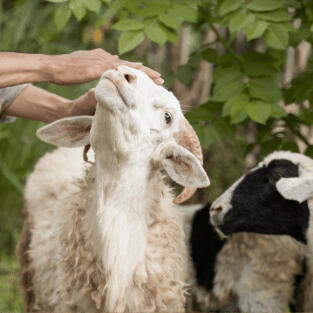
[89,108,165,310]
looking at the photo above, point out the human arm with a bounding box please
[0,50,163,88]
[2,85,96,123]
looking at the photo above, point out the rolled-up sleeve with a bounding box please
[0,84,30,123]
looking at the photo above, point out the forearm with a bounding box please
[0,50,162,87]
[3,85,72,123]
[0,52,52,87]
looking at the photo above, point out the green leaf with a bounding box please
[231,104,248,124]
[247,0,284,12]
[193,124,220,149]
[264,24,289,50]
[260,137,282,155]
[159,13,181,30]
[145,22,167,45]
[256,9,291,22]
[229,13,255,33]
[212,80,246,102]
[172,4,197,22]
[82,0,101,13]
[69,0,86,21]
[246,101,272,124]
[188,54,201,69]
[299,109,313,126]
[285,70,313,104]
[98,0,126,24]
[229,97,249,124]
[201,100,223,113]
[54,3,72,31]
[245,20,268,40]
[118,30,144,55]
[163,27,179,44]
[214,119,236,138]
[112,19,145,31]
[249,77,282,102]
[311,24,313,32]
[201,48,219,63]
[270,103,286,118]
[280,22,297,32]
[223,93,249,117]
[136,0,171,16]
[177,65,193,85]
[219,0,243,17]
[137,7,158,18]
[46,0,68,2]
[185,108,214,123]
[242,52,277,76]
[213,68,243,86]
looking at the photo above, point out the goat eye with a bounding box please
[164,112,172,124]
[269,172,283,184]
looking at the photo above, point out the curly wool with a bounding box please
[21,147,188,312]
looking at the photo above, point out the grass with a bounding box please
[0,256,23,312]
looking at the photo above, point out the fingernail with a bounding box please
[156,78,164,85]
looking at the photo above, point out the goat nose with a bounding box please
[210,205,224,226]
[123,72,136,84]
[210,205,223,216]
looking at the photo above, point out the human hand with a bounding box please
[46,49,163,86]
[68,89,97,117]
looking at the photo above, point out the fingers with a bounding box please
[118,60,163,85]
[154,77,164,85]
[141,66,164,85]
[140,65,161,78]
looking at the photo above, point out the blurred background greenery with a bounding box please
[1,0,313,311]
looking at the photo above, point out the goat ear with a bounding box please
[36,116,93,147]
[276,176,313,203]
[158,142,210,188]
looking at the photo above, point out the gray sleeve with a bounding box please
[0,83,30,123]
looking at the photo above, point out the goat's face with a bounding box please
[95,66,183,141]
[36,66,210,203]
[210,151,313,243]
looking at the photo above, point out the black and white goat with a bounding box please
[183,151,313,312]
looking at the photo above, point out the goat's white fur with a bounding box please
[22,66,209,312]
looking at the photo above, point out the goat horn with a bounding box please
[173,118,204,204]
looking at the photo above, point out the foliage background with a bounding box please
[1,0,313,311]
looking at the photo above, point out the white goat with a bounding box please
[20,66,209,312]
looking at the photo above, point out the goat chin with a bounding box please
[22,146,188,312]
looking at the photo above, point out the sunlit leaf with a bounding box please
[118,30,144,54]
[246,101,272,124]
[54,3,71,31]
[264,24,289,49]
[229,13,255,33]
[69,0,86,21]
[219,0,242,17]
[112,19,145,31]
[247,0,284,12]
[245,20,268,40]
[145,22,167,45]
